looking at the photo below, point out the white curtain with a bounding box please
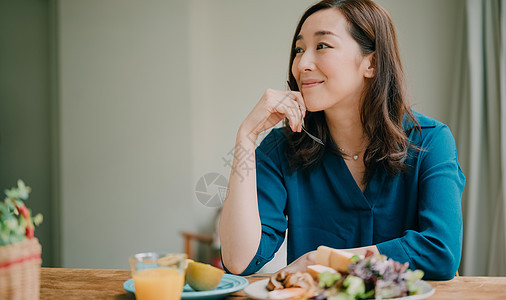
[451,0,506,276]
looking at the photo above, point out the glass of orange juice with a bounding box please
[129,252,187,300]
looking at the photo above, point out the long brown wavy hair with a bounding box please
[284,0,420,183]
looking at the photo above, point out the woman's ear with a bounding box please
[363,52,375,78]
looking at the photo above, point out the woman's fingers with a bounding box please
[288,91,306,120]
[269,96,302,132]
[263,89,303,132]
[243,89,306,136]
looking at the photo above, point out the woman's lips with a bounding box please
[301,81,324,89]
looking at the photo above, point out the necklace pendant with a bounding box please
[353,155,359,160]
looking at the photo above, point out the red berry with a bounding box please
[16,205,30,219]
[25,226,34,239]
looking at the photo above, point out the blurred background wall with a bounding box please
[0,0,467,271]
[0,0,58,266]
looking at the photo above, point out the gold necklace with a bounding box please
[337,146,360,161]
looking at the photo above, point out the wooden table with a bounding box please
[40,267,506,299]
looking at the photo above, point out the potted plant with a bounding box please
[0,180,43,299]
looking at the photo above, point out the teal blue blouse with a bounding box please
[224,111,464,280]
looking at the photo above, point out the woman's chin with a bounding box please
[304,103,326,113]
[302,97,329,113]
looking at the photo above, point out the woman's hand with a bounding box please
[277,251,316,274]
[239,89,306,138]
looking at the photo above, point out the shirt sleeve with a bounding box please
[222,129,288,275]
[376,125,465,280]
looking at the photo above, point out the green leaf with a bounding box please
[407,270,424,295]
[14,225,25,236]
[318,271,342,288]
[33,214,43,226]
[407,269,424,283]
[0,233,10,246]
[376,286,398,299]
[4,218,18,230]
[16,180,31,200]
[359,289,375,299]
[328,293,354,300]
[6,198,17,211]
[342,275,365,297]
[4,188,20,199]
[0,204,10,218]
[10,234,26,244]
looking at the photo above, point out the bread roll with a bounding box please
[307,264,337,280]
[329,249,354,272]
[315,245,333,266]
[316,246,362,272]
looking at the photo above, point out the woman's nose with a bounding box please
[297,51,316,72]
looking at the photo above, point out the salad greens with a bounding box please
[313,254,424,300]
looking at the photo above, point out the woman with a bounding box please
[219,0,464,280]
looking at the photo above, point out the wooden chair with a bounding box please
[180,231,213,260]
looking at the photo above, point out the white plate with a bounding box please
[243,279,435,300]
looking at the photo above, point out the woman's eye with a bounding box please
[316,43,330,50]
[294,47,304,54]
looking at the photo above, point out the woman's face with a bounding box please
[291,8,374,112]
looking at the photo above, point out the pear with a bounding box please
[185,261,225,291]
[183,259,194,275]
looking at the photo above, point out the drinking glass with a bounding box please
[129,252,187,300]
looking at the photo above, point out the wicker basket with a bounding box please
[0,238,42,300]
